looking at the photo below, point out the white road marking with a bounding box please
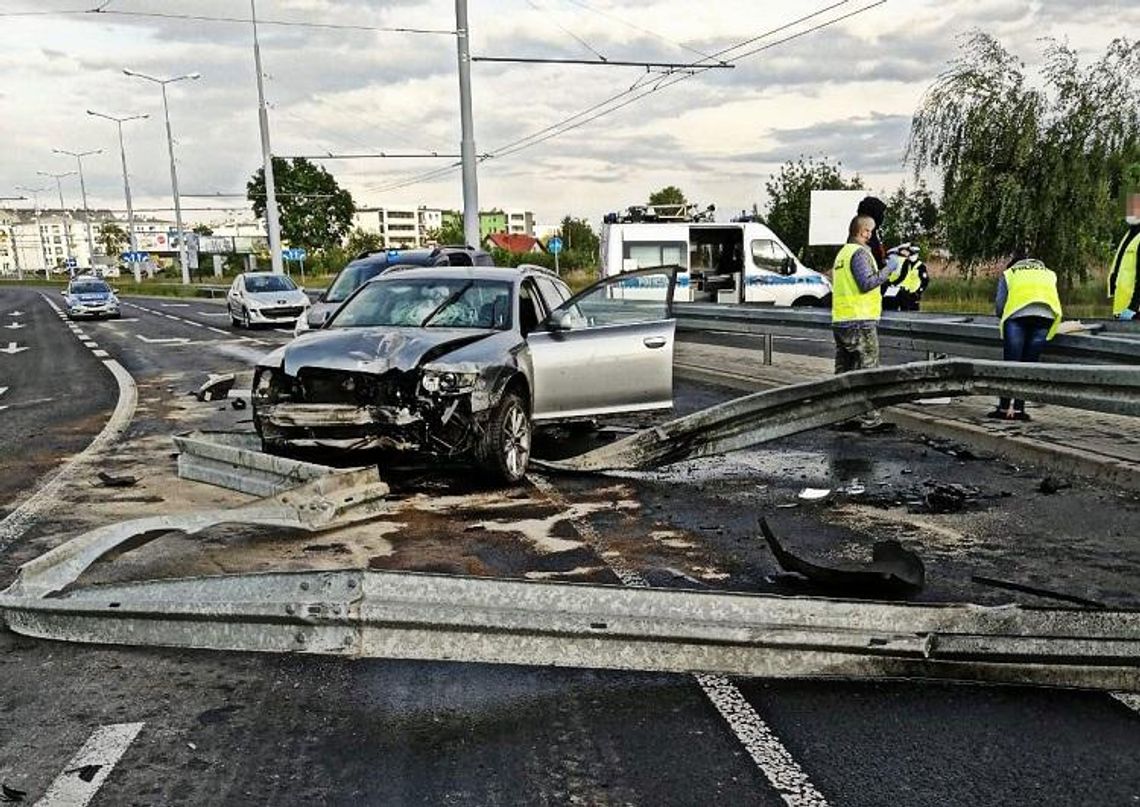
[208,326,230,335]
[34,722,144,807]
[159,302,189,307]
[198,311,229,318]
[4,321,26,329]
[0,385,6,412]
[0,341,29,355]
[184,320,205,328]
[135,335,191,345]
[528,474,829,807]
[9,310,24,316]
[92,349,109,358]
[1113,693,1140,713]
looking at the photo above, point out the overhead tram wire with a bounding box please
[561,0,728,65]
[368,1,877,194]
[526,0,609,63]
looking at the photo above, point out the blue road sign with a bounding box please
[121,251,149,263]
[64,257,78,268]
[283,247,307,261]
[548,236,563,255]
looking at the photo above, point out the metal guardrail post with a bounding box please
[764,332,773,366]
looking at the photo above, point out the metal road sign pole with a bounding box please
[455,0,480,250]
[156,83,191,285]
[252,0,284,275]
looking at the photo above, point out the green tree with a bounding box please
[435,217,466,246]
[247,157,355,251]
[98,222,127,256]
[879,182,940,249]
[345,228,382,256]
[761,156,863,269]
[192,224,214,236]
[908,32,1140,280]
[557,215,600,258]
[648,186,686,206]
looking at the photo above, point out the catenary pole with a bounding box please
[252,0,284,274]
[455,0,480,249]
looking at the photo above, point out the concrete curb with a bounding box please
[675,361,1140,495]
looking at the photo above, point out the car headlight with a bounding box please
[421,369,479,395]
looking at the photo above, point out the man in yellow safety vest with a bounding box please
[989,255,1064,421]
[883,243,930,311]
[1108,191,1140,320]
[832,214,896,432]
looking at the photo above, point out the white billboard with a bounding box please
[808,190,868,246]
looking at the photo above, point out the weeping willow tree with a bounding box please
[907,32,1140,281]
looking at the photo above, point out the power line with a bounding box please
[471,56,733,69]
[561,0,726,65]
[526,0,609,62]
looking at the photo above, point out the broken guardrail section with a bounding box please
[534,359,1140,472]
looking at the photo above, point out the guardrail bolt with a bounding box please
[284,604,296,615]
[300,581,310,591]
[295,632,307,644]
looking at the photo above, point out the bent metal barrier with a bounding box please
[1,364,1138,691]
[674,303,1140,365]
[533,359,1140,472]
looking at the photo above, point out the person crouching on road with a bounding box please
[1108,191,1140,321]
[832,214,896,433]
[989,254,1064,421]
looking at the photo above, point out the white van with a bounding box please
[600,220,831,306]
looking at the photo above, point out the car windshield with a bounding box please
[244,275,297,293]
[70,281,110,295]
[330,278,513,330]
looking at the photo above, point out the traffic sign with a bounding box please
[283,247,307,261]
[121,251,150,263]
[64,257,78,269]
[548,236,563,255]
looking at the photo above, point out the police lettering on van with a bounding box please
[600,205,831,307]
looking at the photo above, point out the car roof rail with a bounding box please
[516,263,559,278]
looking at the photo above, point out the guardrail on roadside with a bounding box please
[674,303,1140,365]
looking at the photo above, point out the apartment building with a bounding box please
[353,206,443,249]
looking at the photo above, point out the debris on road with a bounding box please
[921,482,979,514]
[971,575,1106,609]
[96,470,137,488]
[0,783,27,803]
[195,373,236,402]
[760,518,925,598]
[230,398,247,411]
[1039,476,1073,495]
[798,488,831,501]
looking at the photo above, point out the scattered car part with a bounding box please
[797,488,831,501]
[533,360,1140,472]
[0,468,389,601]
[970,575,1107,609]
[760,518,925,598]
[96,471,137,488]
[172,431,369,496]
[196,373,236,402]
[230,398,247,411]
[1039,476,1073,495]
[922,482,978,514]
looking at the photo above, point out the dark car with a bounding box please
[254,264,678,483]
[294,245,494,335]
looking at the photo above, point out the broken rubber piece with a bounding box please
[196,373,236,402]
[759,517,925,598]
[97,471,137,488]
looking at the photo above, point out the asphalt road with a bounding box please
[0,288,1137,806]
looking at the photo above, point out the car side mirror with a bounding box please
[112,288,120,294]
[320,310,332,323]
[782,256,796,275]
[549,310,573,331]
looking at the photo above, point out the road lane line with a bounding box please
[1113,693,1140,713]
[35,722,144,807]
[208,326,230,335]
[529,474,829,807]
[91,349,109,358]
[0,298,138,553]
[184,320,205,328]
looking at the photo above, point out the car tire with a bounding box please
[476,390,532,485]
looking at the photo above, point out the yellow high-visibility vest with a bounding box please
[899,258,924,293]
[1000,260,1063,340]
[1110,230,1139,316]
[832,243,882,323]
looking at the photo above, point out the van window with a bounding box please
[623,241,686,270]
[751,239,792,274]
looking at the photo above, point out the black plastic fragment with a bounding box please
[759,518,925,598]
[97,471,137,488]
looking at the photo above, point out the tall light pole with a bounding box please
[455,0,480,249]
[251,0,283,274]
[37,170,77,272]
[123,68,200,285]
[88,110,149,283]
[52,147,102,265]
[15,185,48,276]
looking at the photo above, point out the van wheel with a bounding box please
[476,390,532,485]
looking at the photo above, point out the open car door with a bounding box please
[527,266,677,421]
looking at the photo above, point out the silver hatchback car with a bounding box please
[252,265,678,483]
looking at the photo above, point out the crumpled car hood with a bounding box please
[271,327,496,376]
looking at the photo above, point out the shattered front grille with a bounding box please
[295,368,412,406]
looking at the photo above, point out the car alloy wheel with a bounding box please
[501,398,531,481]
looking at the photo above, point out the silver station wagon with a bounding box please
[252,264,678,483]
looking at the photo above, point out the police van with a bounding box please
[599,204,831,306]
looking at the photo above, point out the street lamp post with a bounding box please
[15,184,51,277]
[455,0,480,250]
[123,68,200,285]
[88,110,149,283]
[36,170,77,273]
[52,148,102,265]
[1,194,28,280]
[250,0,284,275]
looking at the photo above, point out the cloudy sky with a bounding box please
[1,0,1137,229]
